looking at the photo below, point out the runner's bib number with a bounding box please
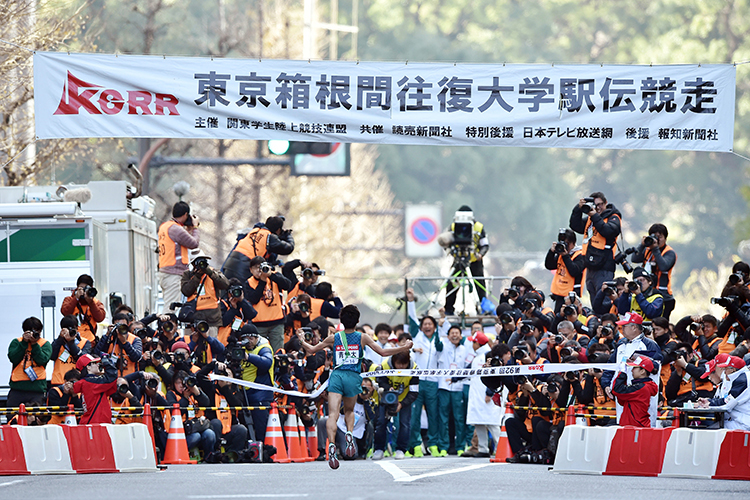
[335,344,360,366]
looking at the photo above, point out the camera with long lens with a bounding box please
[507,287,520,299]
[260,262,275,274]
[711,296,739,308]
[553,334,565,344]
[519,319,533,336]
[555,228,568,254]
[487,355,503,367]
[83,285,98,298]
[381,389,400,417]
[513,345,529,361]
[627,281,639,293]
[562,304,576,317]
[499,312,514,325]
[515,375,528,385]
[298,302,310,313]
[521,297,538,312]
[112,323,128,336]
[229,284,243,298]
[560,347,575,359]
[117,383,129,395]
[603,280,618,296]
[601,325,613,337]
[300,326,313,342]
[643,233,658,247]
[547,381,559,394]
[565,370,578,381]
[194,320,210,335]
[145,378,159,390]
[302,267,325,280]
[151,350,167,363]
[581,197,596,213]
[728,272,745,286]
[614,251,634,274]
[227,345,246,363]
[194,257,209,271]
[274,353,291,372]
[173,351,189,364]
[160,320,175,334]
[134,327,149,339]
[689,322,702,332]
[184,374,197,388]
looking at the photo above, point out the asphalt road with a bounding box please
[2,457,747,500]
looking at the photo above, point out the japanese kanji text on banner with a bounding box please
[34,52,736,152]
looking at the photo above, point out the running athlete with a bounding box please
[296,304,412,469]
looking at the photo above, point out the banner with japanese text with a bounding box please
[34,52,736,152]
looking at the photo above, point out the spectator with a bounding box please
[545,228,586,314]
[364,323,392,365]
[612,356,659,427]
[569,191,622,301]
[437,325,469,455]
[632,223,677,319]
[158,201,200,309]
[7,317,52,407]
[222,216,295,286]
[74,353,118,424]
[60,274,107,342]
[197,361,249,454]
[246,256,293,353]
[698,354,750,430]
[181,249,230,338]
[49,315,91,385]
[464,332,500,458]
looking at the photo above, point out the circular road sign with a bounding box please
[410,217,439,245]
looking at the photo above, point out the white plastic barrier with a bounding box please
[659,428,727,479]
[105,423,158,473]
[14,425,74,474]
[552,425,619,475]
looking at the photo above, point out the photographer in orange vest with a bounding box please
[181,249,230,339]
[545,228,586,315]
[222,216,295,287]
[7,317,52,407]
[158,201,201,309]
[632,223,677,320]
[60,274,107,342]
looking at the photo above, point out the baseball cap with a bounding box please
[718,355,745,370]
[632,267,650,280]
[189,248,210,262]
[76,353,101,371]
[171,341,190,353]
[699,353,729,379]
[616,312,644,325]
[626,355,654,373]
[468,332,489,346]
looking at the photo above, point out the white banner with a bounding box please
[34,52,735,152]
[209,373,329,399]
[364,362,621,379]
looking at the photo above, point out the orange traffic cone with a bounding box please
[64,404,77,425]
[307,425,319,460]
[297,416,313,462]
[142,403,158,460]
[285,404,306,463]
[575,404,588,426]
[162,404,197,464]
[490,402,513,463]
[264,403,290,463]
[565,405,576,426]
[672,409,681,428]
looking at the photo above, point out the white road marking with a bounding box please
[378,461,497,482]
[0,480,25,488]
[187,495,309,499]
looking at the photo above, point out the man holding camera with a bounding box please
[631,223,677,319]
[569,191,622,301]
[593,278,627,316]
[187,317,226,367]
[61,274,106,342]
[614,267,664,322]
[181,249,230,339]
[74,353,118,424]
[235,325,274,443]
[47,369,82,424]
[223,216,295,286]
[7,317,53,407]
[167,369,216,458]
[675,314,722,361]
[158,201,201,309]
[442,206,490,316]
[218,278,257,346]
[50,315,91,385]
[283,260,324,300]
[246,256,293,353]
[545,229,586,314]
[96,313,143,377]
[371,351,420,460]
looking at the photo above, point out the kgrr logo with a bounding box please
[54,71,180,116]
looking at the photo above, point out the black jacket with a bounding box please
[569,203,622,272]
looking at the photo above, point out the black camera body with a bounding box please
[562,305,576,317]
[145,378,160,390]
[581,197,596,213]
[117,383,129,395]
[227,346,246,363]
[194,258,209,271]
[229,284,243,298]
[728,272,744,286]
[381,389,400,417]
[627,281,639,293]
[260,262,275,274]
[499,312,514,325]
[513,345,529,360]
[300,326,313,342]
[519,319,534,336]
[614,251,634,274]
[711,296,738,308]
[194,320,210,335]
[643,233,658,247]
[184,374,198,388]
[83,285,98,298]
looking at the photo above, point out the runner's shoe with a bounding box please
[328,443,339,469]
[344,431,356,458]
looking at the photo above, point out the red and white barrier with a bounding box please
[553,424,750,481]
[0,423,156,475]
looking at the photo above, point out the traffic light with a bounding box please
[267,140,333,156]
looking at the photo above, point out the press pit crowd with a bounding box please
[5,194,750,467]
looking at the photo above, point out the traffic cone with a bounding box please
[307,426,319,460]
[297,417,313,462]
[64,404,77,425]
[17,403,28,426]
[142,403,158,460]
[490,402,513,463]
[161,404,197,464]
[575,404,587,426]
[284,404,306,463]
[264,403,290,463]
[672,409,681,428]
[565,405,576,426]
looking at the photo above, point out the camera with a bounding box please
[603,280,618,296]
[227,346,246,363]
[184,374,197,388]
[185,214,194,227]
[194,320,210,335]
[298,302,310,313]
[260,262,275,274]
[728,272,744,286]
[547,381,559,394]
[507,287,520,299]
[134,327,149,339]
[302,268,325,280]
[381,390,400,417]
[555,228,568,254]
[194,258,209,271]
[160,320,175,334]
[562,305,576,317]
[643,233,658,247]
[519,319,533,336]
[627,281,639,293]
[145,378,159,390]
[151,350,166,362]
[117,383,129,395]
[689,322,702,332]
[614,251,634,274]
[515,375,528,385]
[581,197,595,213]
[560,347,574,358]
[499,312,514,325]
[301,326,313,342]
[553,334,565,344]
[601,325,613,337]
[487,355,503,367]
[113,323,129,336]
[711,296,738,308]
[274,353,291,371]
[229,284,243,298]
[513,345,529,361]
[30,329,41,340]
[173,351,189,363]
[83,285,98,298]
[554,242,566,254]
[521,297,538,312]
[452,209,475,246]
[565,370,578,381]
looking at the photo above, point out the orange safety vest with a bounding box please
[583,377,616,422]
[675,369,714,396]
[550,250,585,296]
[286,281,304,301]
[310,298,324,319]
[189,274,219,311]
[217,299,247,346]
[643,244,675,295]
[11,337,48,383]
[216,393,232,434]
[234,227,271,259]
[158,220,189,269]
[48,386,67,425]
[51,337,88,385]
[109,396,142,424]
[718,329,740,355]
[247,276,284,322]
[74,302,101,343]
[107,333,139,377]
[582,214,620,255]
[691,335,722,361]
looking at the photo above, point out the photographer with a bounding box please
[519,291,554,332]
[442,205,490,316]
[154,313,184,352]
[154,340,198,388]
[674,314,722,361]
[196,361,249,455]
[50,315,91,385]
[74,354,118,424]
[158,201,201,308]
[312,282,344,319]
[569,191,622,301]
[545,229,586,314]
[135,372,169,460]
[283,259,324,300]
[494,304,518,345]
[579,350,616,426]
[223,216,295,286]
[60,274,106,342]
[218,278,257,346]
[552,297,589,338]
[167,369,216,459]
[181,249,230,338]
[246,256,293,353]
[96,313,143,377]
[631,223,677,319]
[47,369,82,424]
[371,351,420,460]
[7,317,53,407]
[712,286,750,335]
[586,314,620,355]
[235,325,274,443]
[288,325,327,394]
[614,267,664,322]
[109,376,144,424]
[664,343,714,406]
[593,278,627,316]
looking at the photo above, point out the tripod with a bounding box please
[435,255,487,316]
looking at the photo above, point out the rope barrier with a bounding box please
[0,404,294,414]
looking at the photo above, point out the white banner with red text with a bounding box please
[34,52,735,152]
[364,362,622,379]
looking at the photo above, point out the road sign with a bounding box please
[405,204,442,258]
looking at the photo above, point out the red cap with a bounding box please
[718,355,745,370]
[616,312,644,326]
[699,353,730,379]
[75,353,101,371]
[171,341,190,353]
[468,332,489,346]
[626,355,654,373]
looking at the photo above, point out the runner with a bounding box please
[296,304,412,469]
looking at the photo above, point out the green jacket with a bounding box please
[8,337,52,393]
